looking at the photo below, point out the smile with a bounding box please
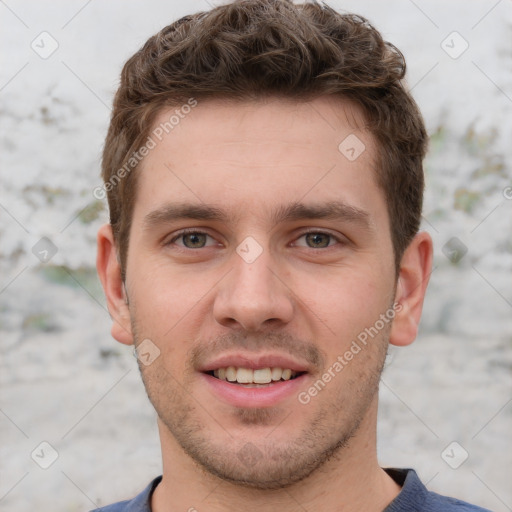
[208,366,303,386]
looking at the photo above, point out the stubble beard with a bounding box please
[133,323,389,490]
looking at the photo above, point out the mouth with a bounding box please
[199,355,311,407]
[205,366,306,388]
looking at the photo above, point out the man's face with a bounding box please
[124,97,397,488]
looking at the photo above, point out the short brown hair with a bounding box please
[102,0,427,279]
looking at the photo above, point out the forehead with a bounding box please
[133,96,385,227]
[149,95,371,157]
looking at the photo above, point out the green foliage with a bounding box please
[453,188,481,213]
[462,124,498,155]
[22,312,58,332]
[77,200,105,224]
[39,265,105,305]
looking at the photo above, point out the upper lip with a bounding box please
[198,352,310,373]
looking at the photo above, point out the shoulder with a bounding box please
[89,476,162,512]
[384,468,493,512]
[90,500,131,512]
[425,490,494,511]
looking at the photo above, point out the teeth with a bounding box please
[253,368,272,384]
[271,367,282,381]
[225,366,237,382]
[236,367,253,384]
[211,366,298,384]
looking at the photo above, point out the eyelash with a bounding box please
[166,228,343,249]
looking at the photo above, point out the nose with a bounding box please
[213,244,294,332]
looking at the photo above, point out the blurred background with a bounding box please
[0,1,511,510]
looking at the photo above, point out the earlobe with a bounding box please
[96,224,134,345]
[389,231,433,347]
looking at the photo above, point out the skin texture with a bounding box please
[97,96,433,512]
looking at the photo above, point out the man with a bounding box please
[94,1,491,510]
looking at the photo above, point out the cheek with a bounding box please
[293,262,393,342]
[127,261,217,346]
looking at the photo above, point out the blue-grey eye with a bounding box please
[305,232,332,248]
[181,232,208,248]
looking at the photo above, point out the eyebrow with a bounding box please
[270,201,370,229]
[142,200,371,231]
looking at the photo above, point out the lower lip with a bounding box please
[200,372,308,408]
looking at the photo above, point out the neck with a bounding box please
[151,399,401,512]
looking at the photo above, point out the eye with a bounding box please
[294,231,339,249]
[168,230,216,249]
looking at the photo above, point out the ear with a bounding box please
[389,231,433,347]
[96,224,134,345]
